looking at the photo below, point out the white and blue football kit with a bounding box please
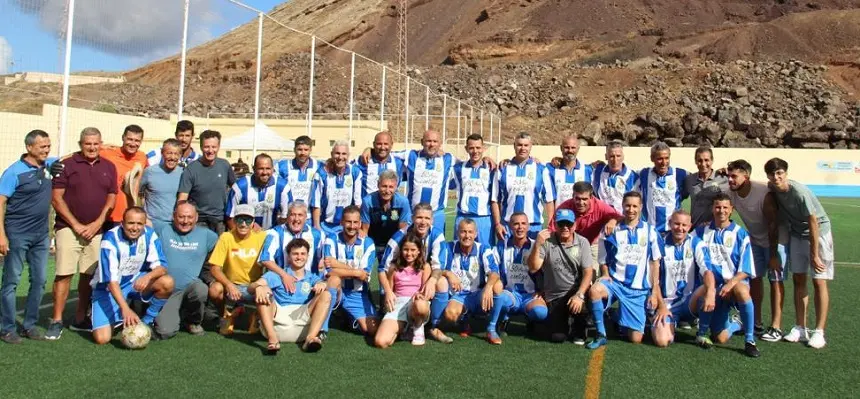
[260,224,324,275]
[91,226,167,329]
[309,165,363,235]
[353,155,404,199]
[593,164,639,214]
[395,150,455,230]
[323,233,377,322]
[595,220,662,333]
[496,238,547,321]
[492,158,555,238]
[380,226,449,273]
[639,166,688,232]
[548,160,593,205]
[445,242,499,314]
[659,234,712,323]
[450,160,494,247]
[276,158,323,216]
[225,175,291,230]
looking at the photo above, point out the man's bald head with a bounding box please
[421,130,442,156]
[373,131,393,159]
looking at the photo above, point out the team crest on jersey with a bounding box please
[354,246,364,264]
[136,243,146,255]
[300,282,311,294]
[391,210,399,220]
[684,246,693,260]
[480,168,490,181]
[435,161,443,171]
[527,170,535,180]
[637,233,646,247]
[666,180,675,191]
[723,232,735,248]
[265,188,276,203]
[469,257,479,274]
[344,176,353,187]
[615,177,626,190]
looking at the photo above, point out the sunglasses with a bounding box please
[235,216,254,226]
[556,221,574,229]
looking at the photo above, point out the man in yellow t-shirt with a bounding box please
[208,204,267,334]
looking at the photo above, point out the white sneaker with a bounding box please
[783,325,809,343]
[807,329,826,349]
[411,326,426,346]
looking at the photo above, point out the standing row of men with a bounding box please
[0,125,834,354]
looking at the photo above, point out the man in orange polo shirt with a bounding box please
[100,124,149,230]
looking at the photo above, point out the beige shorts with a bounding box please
[55,228,101,276]
[261,304,311,343]
[383,296,414,322]
[788,232,834,280]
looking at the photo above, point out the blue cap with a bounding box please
[555,209,576,224]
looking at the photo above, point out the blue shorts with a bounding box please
[658,296,695,327]
[504,290,540,315]
[433,209,447,234]
[455,214,493,247]
[751,244,788,282]
[91,276,154,330]
[601,279,648,333]
[338,290,376,322]
[321,222,343,236]
[451,291,484,315]
[709,296,737,335]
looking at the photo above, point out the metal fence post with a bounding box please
[348,52,356,144]
[307,36,316,137]
[380,66,386,131]
[252,12,263,156]
[58,0,77,156]
[178,0,190,120]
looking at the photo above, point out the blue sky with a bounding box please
[0,0,286,74]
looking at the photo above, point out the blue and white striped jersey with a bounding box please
[276,158,323,206]
[323,233,376,293]
[259,224,324,275]
[309,164,363,226]
[548,160,593,205]
[397,150,455,212]
[380,226,448,272]
[93,225,166,290]
[225,175,291,230]
[598,220,662,290]
[593,164,640,214]
[146,148,199,167]
[445,241,499,294]
[450,160,494,216]
[639,166,688,232]
[660,234,711,309]
[496,237,537,295]
[693,222,754,284]
[492,158,555,225]
[353,155,404,198]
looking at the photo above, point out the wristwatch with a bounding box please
[576,293,585,300]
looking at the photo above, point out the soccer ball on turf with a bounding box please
[121,324,152,349]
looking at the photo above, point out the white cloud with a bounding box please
[0,37,11,74]
[11,0,222,65]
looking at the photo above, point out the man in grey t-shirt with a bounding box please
[765,157,833,350]
[684,146,728,226]
[178,130,236,235]
[528,208,594,344]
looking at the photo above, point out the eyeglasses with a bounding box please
[556,221,574,229]
[235,216,254,226]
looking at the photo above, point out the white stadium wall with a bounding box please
[1,105,857,197]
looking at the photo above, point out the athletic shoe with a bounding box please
[22,327,46,341]
[69,318,92,332]
[807,329,826,349]
[783,325,809,343]
[678,321,692,330]
[760,327,783,342]
[187,324,205,336]
[572,336,586,346]
[586,335,607,350]
[487,331,502,345]
[696,335,713,349]
[570,326,587,345]
[744,341,761,358]
[429,328,453,344]
[45,320,63,340]
[411,327,426,346]
[1,331,23,344]
[318,331,328,342]
[754,323,765,336]
[498,320,509,337]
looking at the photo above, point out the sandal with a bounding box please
[302,336,322,353]
[265,341,280,356]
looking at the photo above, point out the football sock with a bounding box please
[739,299,755,342]
[142,297,167,325]
[430,291,449,327]
[592,299,607,337]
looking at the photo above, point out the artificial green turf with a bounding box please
[0,198,858,398]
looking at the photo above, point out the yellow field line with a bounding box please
[584,346,606,399]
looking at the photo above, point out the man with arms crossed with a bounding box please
[153,202,218,339]
[47,127,118,339]
[651,210,716,348]
[90,207,174,345]
[323,206,378,337]
[251,238,332,353]
[492,132,555,241]
[588,192,662,349]
[692,193,759,357]
[726,159,788,341]
[529,209,594,344]
[765,157,833,349]
[450,134,495,247]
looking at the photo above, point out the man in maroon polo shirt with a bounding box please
[553,181,622,262]
[45,127,118,340]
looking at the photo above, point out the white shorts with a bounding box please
[262,304,311,343]
[382,296,413,322]
[788,232,834,280]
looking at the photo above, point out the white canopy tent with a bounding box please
[220,122,294,161]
